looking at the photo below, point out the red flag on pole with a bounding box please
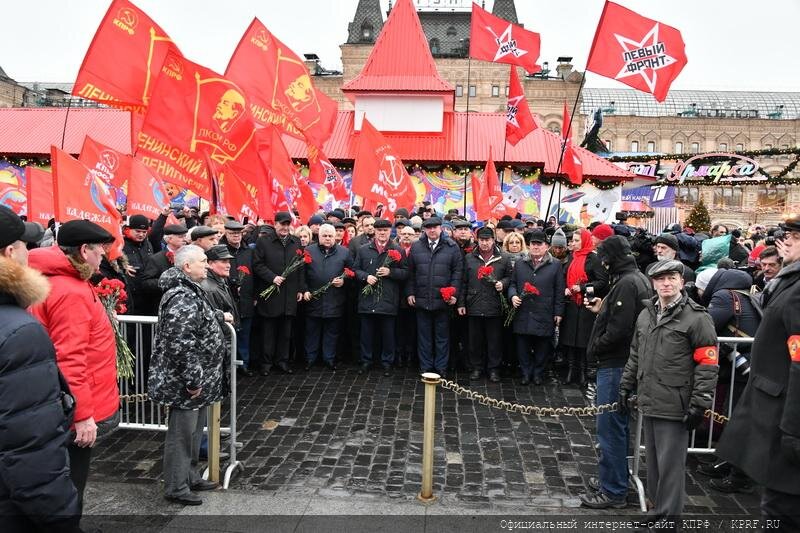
[79,136,131,189]
[73,0,180,112]
[469,3,541,74]
[125,157,170,219]
[505,66,537,146]
[560,102,584,185]
[214,164,262,222]
[471,169,492,221]
[51,146,124,259]
[308,144,349,202]
[286,177,318,224]
[352,118,417,216]
[258,127,303,189]
[25,167,55,226]
[586,1,687,102]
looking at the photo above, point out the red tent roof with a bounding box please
[342,0,454,94]
[284,111,634,181]
[0,108,131,155]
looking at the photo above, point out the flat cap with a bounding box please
[510,219,525,229]
[275,211,292,224]
[0,205,43,248]
[647,259,685,278]
[496,220,514,230]
[524,229,548,244]
[393,219,408,228]
[327,208,346,220]
[373,218,392,229]
[356,210,372,218]
[205,244,234,261]
[779,214,800,233]
[126,214,150,230]
[190,225,217,240]
[343,217,357,226]
[224,220,245,231]
[452,219,472,229]
[654,233,679,251]
[163,224,188,235]
[476,226,495,239]
[422,216,442,228]
[308,215,325,226]
[332,221,345,229]
[57,219,115,247]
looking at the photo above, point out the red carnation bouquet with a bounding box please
[361,248,403,299]
[93,278,135,379]
[504,282,541,327]
[311,268,355,299]
[237,265,251,276]
[476,265,509,314]
[260,249,312,300]
[440,286,457,302]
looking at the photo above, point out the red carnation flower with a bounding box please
[440,286,456,301]
[303,251,313,264]
[237,265,251,276]
[464,246,474,254]
[523,282,540,295]
[166,250,175,265]
[477,265,494,280]
[296,249,304,256]
[387,249,402,262]
[343,267,355,278]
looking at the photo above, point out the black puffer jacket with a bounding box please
[354,241,409,316]
[406,236,464,311]
[457,247,511,317]
[302,243,353,318]
[253,233,305,317]
[138,250,173,315]
[220,237,255,318]
[0,257,81,528]
[508,253,565,336]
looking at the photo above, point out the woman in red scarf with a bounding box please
[559,229,604,386]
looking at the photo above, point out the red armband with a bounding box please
[789,335,800,362]
[693,346,718,365]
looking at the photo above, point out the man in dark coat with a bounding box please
[406,216,463,377]
[300,224,352,371]
[508,230,565,386]
[449,218,474,372]
[580,235,652,509]
[122,214,154,313]
[457,226,510,383]
[621,260,718,522]
[717,216,800,528]
[201,245,240,331]
[138,224,188,315]
[355,219,408,376]
[220,220,255,376]
[252,211,304,376]
[0,207,82,532]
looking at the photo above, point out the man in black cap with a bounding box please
[327,208,346,223]
[717,215,800,528]
[123,214,155,314]
[654,233,696,283]
[190,225,220,251]
[139,224,189,315]
[620,259,717,523]
[201,245,239,339]
[495,219,514,247]
[349,214,375,257]
[220,220,255,377]
[252,211,303,376]
[406,216,463,377]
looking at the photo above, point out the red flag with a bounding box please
[73,0,180,113]
[51,146,124,259]
[25,167,55,226]
[79,136,132,189]
[308,144,349,202]
[484,147,503,209]
[352,119,417,215]
[165,212,181,227]
[214,164,262,222]
[469,3,541,74]
[560,103,583,185]
[126,157,169,219]
[286,177,318,224]
[226,18,336,145]
[258,127,303,189]
[505,66,537,146]
[471,170,492,221]
[586,1,687,102]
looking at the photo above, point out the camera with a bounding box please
[585,286,595,299]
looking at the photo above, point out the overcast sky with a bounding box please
[3,0,798,92]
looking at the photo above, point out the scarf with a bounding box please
[566,229,593,305]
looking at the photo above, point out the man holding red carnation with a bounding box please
[405,217,463,378]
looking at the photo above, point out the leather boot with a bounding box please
[577,352,588,387]
[561,352,576,385]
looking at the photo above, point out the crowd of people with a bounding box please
[1,200,799,529]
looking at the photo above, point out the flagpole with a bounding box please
[543,70,587,222]
[462,57,472,215]
[500,140,508,190]
[60,95,73,150]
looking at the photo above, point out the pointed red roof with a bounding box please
[342,0,454,93]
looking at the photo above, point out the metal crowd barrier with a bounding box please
[118,315,244,489]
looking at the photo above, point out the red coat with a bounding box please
[29,247,119,423]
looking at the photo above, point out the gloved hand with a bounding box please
[617,389,632,415]
[781,433,800,466]
[682,405,705,431]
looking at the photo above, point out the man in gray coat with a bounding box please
[621,259,718,524]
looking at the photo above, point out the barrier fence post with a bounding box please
[208,402,221,483]
[418,372,440,504]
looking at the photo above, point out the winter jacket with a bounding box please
[124,237,154,313]
[201,270,240,330]
[302,243,353,318]
[0,257,81,528]
[405,236,464,311]
[457,247,511,318]
[354,240,409,316]
[220,237,255,318]
[253,233,304,317]
[586,237,653,368]
[148,268,227,409]
[138,249,173,315]
[702,268,759,339]
[29,247,119,424]
[622,292,719,420]
[717,261,800,494]
[508,253,565,336]
[348,233,373,258]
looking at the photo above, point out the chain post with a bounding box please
[418,372,440,504]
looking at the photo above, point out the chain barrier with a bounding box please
[119,393,149,403]
[438,378,730,422]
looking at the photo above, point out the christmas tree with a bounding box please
[685,197,711,233]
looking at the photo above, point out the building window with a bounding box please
[505,85,509,96]
[456,85,463,97]
[758,185,787,209]
[713,187,743,209]
[429,38,440,55]
[675,142,683,153]
[676,186,699,205]
[604,139,613,151]
[361,22,374,42]
[630,140,639,152]
[446,25,457,36]
[468,85,476,97]
[736,143,744,152]
[491,85,499,97]
[719,142,728,151]
[691,142,700,153]
[646,141,656,153]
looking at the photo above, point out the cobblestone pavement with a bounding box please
[90,364,761,519]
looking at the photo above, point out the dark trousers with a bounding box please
[236,317,252,369]
[67,444,92,513]
[643,416,688,519]
[596,366,629,500]
[305,316,342,365]
[762,487,800,532]
[468,316,503,372]
[515,334,552,380]
[163,407,205,497]
[416,309,450,373]
[449,314,469,370]
[396,308,417,363]
[258,316,292,370]
[360,314,396,368]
